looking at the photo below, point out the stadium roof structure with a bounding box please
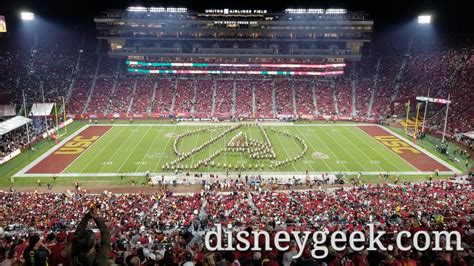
[0,116,32,136]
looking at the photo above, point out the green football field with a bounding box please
[18,122,454,177]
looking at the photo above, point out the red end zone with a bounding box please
[358,126,450,171]
[26,126,112,174]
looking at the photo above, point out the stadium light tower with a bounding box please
[417,15,431,24]
[20,11,35,21]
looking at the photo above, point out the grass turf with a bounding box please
[2,121,469,189]
[62,124,418,174]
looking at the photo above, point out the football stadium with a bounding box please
[0,0,473,264]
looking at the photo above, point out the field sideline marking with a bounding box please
[134,126,168,173]
[380,126,461,173]
[13,171,458,178]
[357,126,420,172]
[87,123,375,127]
[329,126,386,172]
[116,126,154,173]
[77,126,129,173]
[318,126,369,171]
[293,125,350,172]
[60,126,113,174]
[13,125,90,177]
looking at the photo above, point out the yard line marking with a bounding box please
[134,126,166,173]
[190,128,203,168]
[357,126,423,172]
[60,126,113,174]
[92,127,136,173]
[117,126,154,173]
[296,126,350,172]
[14,124,90,176]
[318,126,369,171]
[14,170,454,178]
[72,126,127,173]
[153,125,178,173]
[344,127,407,172]
[76,126,128,173]
[270,126,299,172]
[330,126,387,172]
[292,125,330,172]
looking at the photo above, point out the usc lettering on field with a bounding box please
[374,136,420,154]
[54,136,99,155]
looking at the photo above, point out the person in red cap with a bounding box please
[49,231,71,266]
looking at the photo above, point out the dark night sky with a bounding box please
[0,0,472,33]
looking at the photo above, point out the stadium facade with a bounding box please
[94,7,373,61]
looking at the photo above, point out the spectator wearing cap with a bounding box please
[49,231,71,266]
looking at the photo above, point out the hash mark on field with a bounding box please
[93,127,137,173]
[153,125,178,173]
[295,126,348,172]
[343,127,405,172]
[135,126,168,173]
[73,126,127,173]
[117,126,153,173]
[101,161,113,166]
[135,161,147,165]
[336,160,347,164]
[320,127,368,171]
[329,126,381,172]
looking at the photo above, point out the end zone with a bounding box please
[14,125,112,176]
[359,125,460,173]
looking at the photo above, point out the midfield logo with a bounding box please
[163,123,308,171]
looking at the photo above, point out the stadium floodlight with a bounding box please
[418,15,431,24]
[20,11,35,21]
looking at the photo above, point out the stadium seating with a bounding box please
[173,79,194,114]
[234,79,253,116]
[153,78,174,113]
[315,80,335,115]
[0,181,472,265]
[87,77,115,114]
[109,77,135,114]
[294,79,315,115]
[274,79,294,115]
[214,79,233,116]
[130,78,154,114]
[193,78,213,115]
[255,79,273,116]
[0,41,472,136]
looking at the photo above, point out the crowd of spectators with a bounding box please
[194,79,214,115]
[0,37,472,134]
[0,181,472,265]
[214,80,233,116]
[0,118,55,157]
[174,79,195,114]
[294,80,315,115]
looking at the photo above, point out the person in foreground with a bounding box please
[71,204,110,266]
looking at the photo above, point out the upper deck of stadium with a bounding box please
[95,7,373,60]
